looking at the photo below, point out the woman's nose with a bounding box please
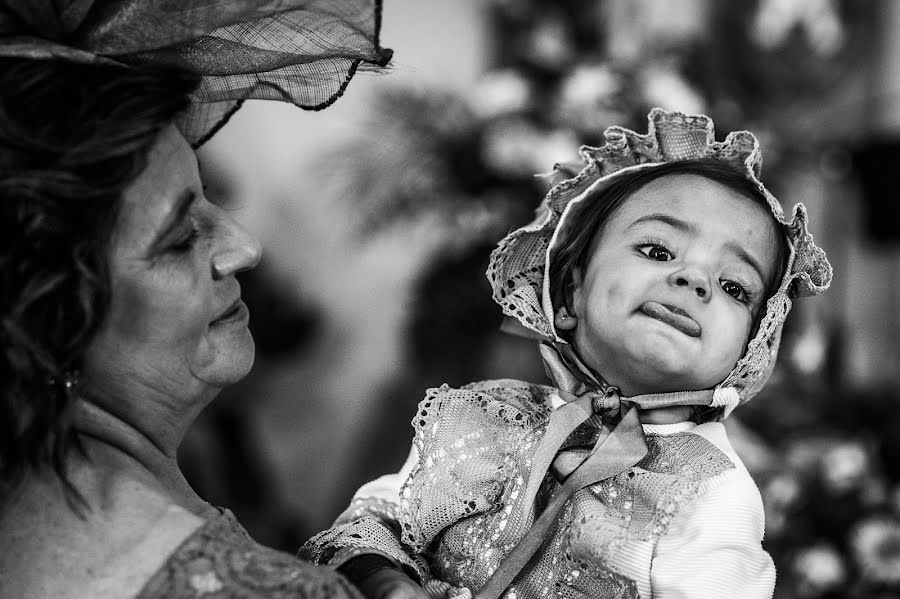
[211,218,263,279]
[669,266,711,301]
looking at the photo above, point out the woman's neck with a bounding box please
[72,398,210,515]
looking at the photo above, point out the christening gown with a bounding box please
[302,379,776,599]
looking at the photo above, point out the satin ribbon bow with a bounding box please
[474,342,718,599]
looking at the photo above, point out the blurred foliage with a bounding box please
[185,4,897,593]
[741,382,900,598]
[335,1,893,596]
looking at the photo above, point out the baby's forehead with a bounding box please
[593,174,782,270]
[611,174,776,229]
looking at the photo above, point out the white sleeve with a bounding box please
[651,470,776,599]
[352,444,419,502]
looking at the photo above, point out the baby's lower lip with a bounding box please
[639,302,702,337]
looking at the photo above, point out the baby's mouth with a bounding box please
[639,301,702,338]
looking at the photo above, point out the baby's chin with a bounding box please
[577,336,737,395]
[604,354,733,396]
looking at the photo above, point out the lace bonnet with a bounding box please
[487,108,833,409]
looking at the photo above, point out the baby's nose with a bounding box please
[671,267,711,301]
[676,276,706,297]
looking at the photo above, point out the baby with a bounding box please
[303,109,832,599]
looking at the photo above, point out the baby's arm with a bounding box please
[650,468,775,599]
[300,446,429,590]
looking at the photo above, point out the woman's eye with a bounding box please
[640,245,673,261]
[721,280,748,302]
[171,226,199,252]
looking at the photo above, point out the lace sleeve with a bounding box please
[300,447,430,583]
[136,509,362,599]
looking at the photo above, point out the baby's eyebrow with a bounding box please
[626,213,696,234]
[723,241,766,286]
[626,213,767,284]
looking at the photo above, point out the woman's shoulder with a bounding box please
[0,474,204,599]
[136,509,361,599]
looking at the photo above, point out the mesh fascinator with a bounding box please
[0,0,392,146]
[488,108,833,412]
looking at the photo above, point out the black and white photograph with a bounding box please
[1,1,898,598]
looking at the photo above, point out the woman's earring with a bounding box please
[63,371,80,391]
[554,309,577,331]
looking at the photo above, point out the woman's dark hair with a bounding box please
[0,58,200,500]
[549,159,790,332]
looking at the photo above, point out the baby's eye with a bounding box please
[721,280,748,303]
[639,245,673,261]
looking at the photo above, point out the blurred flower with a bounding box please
[850,517,900,584]
[791,543,847,596]
[554,64,627,133]
[481,119,542,178]
[530,129,580,175]
[752,0,844,56]
[763,473,803,538]
[766,510,788,538]
[481,119,579,178]
[785,437,834,476]
[523,18,574,70]
[820,441,869,494]
[558,64,621,107]
[789,319,828,375]
[471,70,534,120]
[638,63,705,114]
[765,472,803,508]
[602,0,711,63]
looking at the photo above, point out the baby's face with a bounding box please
[568,174,780,395]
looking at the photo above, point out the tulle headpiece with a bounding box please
[0,0,392,145]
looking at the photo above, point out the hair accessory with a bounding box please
[487,108,833,410]
[0,0,392,146]
[63,370,80,391]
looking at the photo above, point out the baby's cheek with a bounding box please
[723,308,754,364]
[601,279,630,309]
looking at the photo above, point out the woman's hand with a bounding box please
[356,568,428,599]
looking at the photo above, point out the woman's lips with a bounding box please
[211,298,247,325]
[639,301,701,337]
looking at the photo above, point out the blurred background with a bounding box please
[189,1,900,597]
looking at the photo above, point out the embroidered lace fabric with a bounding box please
[486,109,833,407]
[0,0,392,146]
[303,381,735,599]
[137,508,362,599]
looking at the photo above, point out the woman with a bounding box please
[0,2,393,597]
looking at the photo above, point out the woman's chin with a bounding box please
[198,331,256,387]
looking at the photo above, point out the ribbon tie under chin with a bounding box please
[474,342,719,599]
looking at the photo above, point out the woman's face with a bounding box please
[567,174,779,396]
[83,126,262,404]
